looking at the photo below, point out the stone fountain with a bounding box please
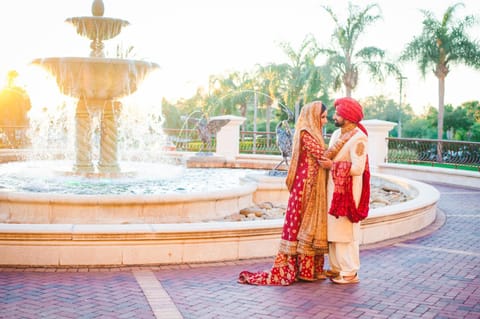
[0,0,263,229]
[0,2,440,267]
[31,0,158,176]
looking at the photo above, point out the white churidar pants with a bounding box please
[328,240,360,277]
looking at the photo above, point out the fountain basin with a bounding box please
[0,184,257,224]
[31,57,159,100]
[0,157,439,266]
[0,161,261,224]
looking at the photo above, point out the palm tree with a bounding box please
[278,34,321,119]
[400,2,480,141]
[320,2,399,97]
[254,63,289,135]
[207,72,255,132]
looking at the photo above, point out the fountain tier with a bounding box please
[31,57,158,100]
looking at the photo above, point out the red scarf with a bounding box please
[328,157,370,223]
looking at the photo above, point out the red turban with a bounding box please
[334,97,367,136]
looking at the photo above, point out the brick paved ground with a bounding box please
[0,182,479,319]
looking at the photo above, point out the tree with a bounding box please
[461,100,480,141]
[400,3,480,140]
[320,2,399,97]
[464,100,480,123]
[442,101,480,140]
[362,95,401,121]
[161,98,182,129]
[468,123,480,141]
[278,34,321,119]
[0,70,32,147]
[402,117,437,139]
[254,64,286,139]
[361,95,414,137]
[206,71,255,131]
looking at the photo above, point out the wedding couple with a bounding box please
[238,97,370,285]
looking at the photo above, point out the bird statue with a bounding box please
[192,115,230,154]
[272,105,294,171]
[273,120,293,170]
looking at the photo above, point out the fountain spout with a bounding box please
[65,0,129,58]
[92,0,105,17]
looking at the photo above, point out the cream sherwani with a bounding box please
[326,127,368,276]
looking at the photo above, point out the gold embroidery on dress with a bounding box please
[324,124,357,160]
[356,142,365,156]
[340,122,357,134]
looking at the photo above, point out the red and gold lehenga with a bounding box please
[238,102,329,286]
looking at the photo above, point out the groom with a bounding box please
[319,97,370,284]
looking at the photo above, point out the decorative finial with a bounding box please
[92,0,105,17]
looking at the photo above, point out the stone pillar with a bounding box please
[73,99,94,173]
[98,100,121,173]
[362,119,396,173]
[212,115,246,160]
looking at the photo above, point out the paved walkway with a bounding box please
[1,182,479,319]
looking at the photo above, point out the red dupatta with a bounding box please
[328,158,370,223]
[325,128,370,223]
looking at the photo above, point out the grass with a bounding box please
[391,160,479,172]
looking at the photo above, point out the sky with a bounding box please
[1,0,479,114]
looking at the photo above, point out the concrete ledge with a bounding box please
[378,163,480,189]
[362,176,438,244]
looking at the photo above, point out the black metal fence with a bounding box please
[239,131,280,155]
[387,137,480,171]
[164,128,215,153]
